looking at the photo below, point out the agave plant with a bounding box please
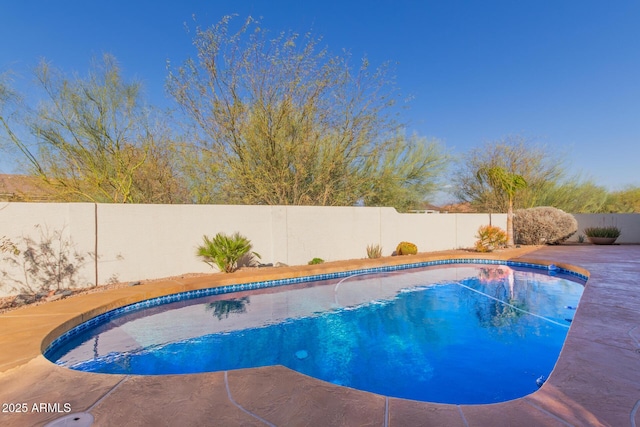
[197,232,261,273]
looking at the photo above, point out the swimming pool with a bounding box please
[45,262,585,404]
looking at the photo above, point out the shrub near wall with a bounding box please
[475,225,507,252]
[514,207,577,245]
[396,242,418,255]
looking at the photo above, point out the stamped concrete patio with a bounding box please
[0,245,638,426]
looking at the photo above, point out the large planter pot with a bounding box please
[588,237,618,245]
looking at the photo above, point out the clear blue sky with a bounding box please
[1,0,639,192]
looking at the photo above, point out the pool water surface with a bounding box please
[45,264,584,404]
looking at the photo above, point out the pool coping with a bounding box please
[1,245,638,427]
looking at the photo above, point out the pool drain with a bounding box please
[44,412,94,427]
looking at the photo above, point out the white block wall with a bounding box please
[2,202,639,296]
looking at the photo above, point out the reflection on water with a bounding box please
[205,297,250,320]
[47,264,584,404]
[473,266,575,333]
[475,266,529,330]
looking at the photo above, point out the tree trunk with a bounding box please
[506,198,515,247]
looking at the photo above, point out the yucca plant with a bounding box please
[197,232,261,273]
[366,243,383,259]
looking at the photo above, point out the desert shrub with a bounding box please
[396,241,418,255]
[366,244,383,259]
[474,225,507,252]
[308,257,325,265]
[513,207,577,245]
[197,232,261,273]
[584,226,621,238]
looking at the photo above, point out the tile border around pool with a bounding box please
[43,258,588,358]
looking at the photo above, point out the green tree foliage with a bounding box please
[0,73,25,163]
[167,15,447,209]
[476,166,526,246]
[604,186,640,213]
[4,55,188,203]
[534,179,609,213]
[453,137,608,213]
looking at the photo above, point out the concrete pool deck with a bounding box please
[0,245,638,426]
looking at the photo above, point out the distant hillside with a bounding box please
[0,174,57,202]
[440,202,477,213]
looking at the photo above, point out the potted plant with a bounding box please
[583,226,621,245]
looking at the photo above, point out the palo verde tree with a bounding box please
[534,179,609,213]
[476,166,526,246]
[167,15,447,208]
[6,55,188,203]
[603,186,640,213]
[0,72,24,166]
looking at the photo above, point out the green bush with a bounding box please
[396,241,417,255]
[584,226,621,238]
[308,257,324,265]
[366,244,383,259]
[513,207,577,245]
[475,225,507,252]
[197,232,260,273]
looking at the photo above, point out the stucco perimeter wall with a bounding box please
[0,203,509,296]
[570,213,640,243]
[95,204,278,286]
[3,204,640,296]
[0,203,97,295]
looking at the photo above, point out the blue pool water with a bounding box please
[45,264,584,404]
